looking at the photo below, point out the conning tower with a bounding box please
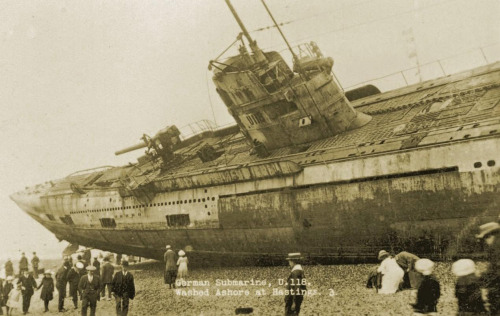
[211,0,371,156]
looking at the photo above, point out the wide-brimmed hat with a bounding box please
[178,250,185,257]
[476,222,500,239]
[76,262,84,269]
[86,265,96,271]
[452,259,476,277]
[415,258,435,275]
[378,250,390,260]
[166,245,171,249]
[286,253,303,261]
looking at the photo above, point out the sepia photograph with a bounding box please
[0,0,499,314]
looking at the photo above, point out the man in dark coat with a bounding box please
[4,260,13,278]
[19,253,28,275]
[67,262,84,309]
[284,253,307,316]
[164,245,177,288]
[31,252,40,279]
[101,257,114,300]
[412,259,440,314]
[477,221,500,315]
[112,261,135,316]
[79,265,101,316]
[394,251,421,289]
[55,262,69,312]
[18,270,37,315]
[83,248,92,267]
[92,258,101,279]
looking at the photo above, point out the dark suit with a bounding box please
[101,262,114,298]
[55,265,68,311]
[67,267,81,308]
[112,271,135,316]
[285,265,307,316]
[4,261,13,277]
[164,250,177,287]
[18,274,37,314]
[19,256,28,274]
[79,274,101,316]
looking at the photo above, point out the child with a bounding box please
[37,270,54,312]
[6,283,21,316]
[177,250,189,286]
[452,259,487,315]
[1,277,14,315]
[412,258,440,315]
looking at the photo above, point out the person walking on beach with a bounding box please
[18,270,37,315]
[37,270,54,313]
[412,258,440,315]
[112,261,135,316]
[176,250,188,286]
[79,265,101,316]
[19,253,28,275]
[452,259,487,315]
[101,257,114,300]
[284,253,307,316]
[394,251,421,290]
[1,276,14,315]
[164,245,177,289]
[4,260,13,278]
[67,262,84,310]
[6,283,22,316]
[55,261,69,312]
[476,221,500,315]
[31,252,40,279]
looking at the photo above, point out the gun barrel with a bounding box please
[115,142,147,156]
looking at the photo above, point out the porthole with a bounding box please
[205,205,208,208]
[487,160,496,167]
[189,199,192,203]
[180,201,183,204]
[202,198,206,202]
[198,199,201,202]
[207,212,211,216]
[474,162,482,168]
[168,202,171,205]
[184,200,187,204]
[212,197,215,201]
[204,189,208,193]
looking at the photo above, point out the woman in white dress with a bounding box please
[377,250,404,294]
[177,250,189,285]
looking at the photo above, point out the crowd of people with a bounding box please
[0,250,136,315]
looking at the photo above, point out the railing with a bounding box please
[178,120,236,141]
[345,43,500,91]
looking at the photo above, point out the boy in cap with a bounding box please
[452,259,487,315]
[78,265,101,316]
[412,258,440,315]
[284,253,307,316]
[476,221,500,315]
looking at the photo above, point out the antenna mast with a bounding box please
[224,0,267,64]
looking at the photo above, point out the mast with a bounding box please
[224,0,267,64]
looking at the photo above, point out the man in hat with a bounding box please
[18,270,37,315]
[83,248,92,267]
[477,221,500,315]
[67,262,84,310]
[4,260,13,278]
[31,252,40,279]
[78,265,101,316]
[112,261,135,316]
[164,245,177,288]
[394,251,421,289]
[19,253,28,275]
[284,253,307,316]
[101,257,114,300]
[55,260,69,312]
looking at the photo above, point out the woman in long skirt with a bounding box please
[177,250,189,286]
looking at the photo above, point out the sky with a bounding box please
[0,0,499,261]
